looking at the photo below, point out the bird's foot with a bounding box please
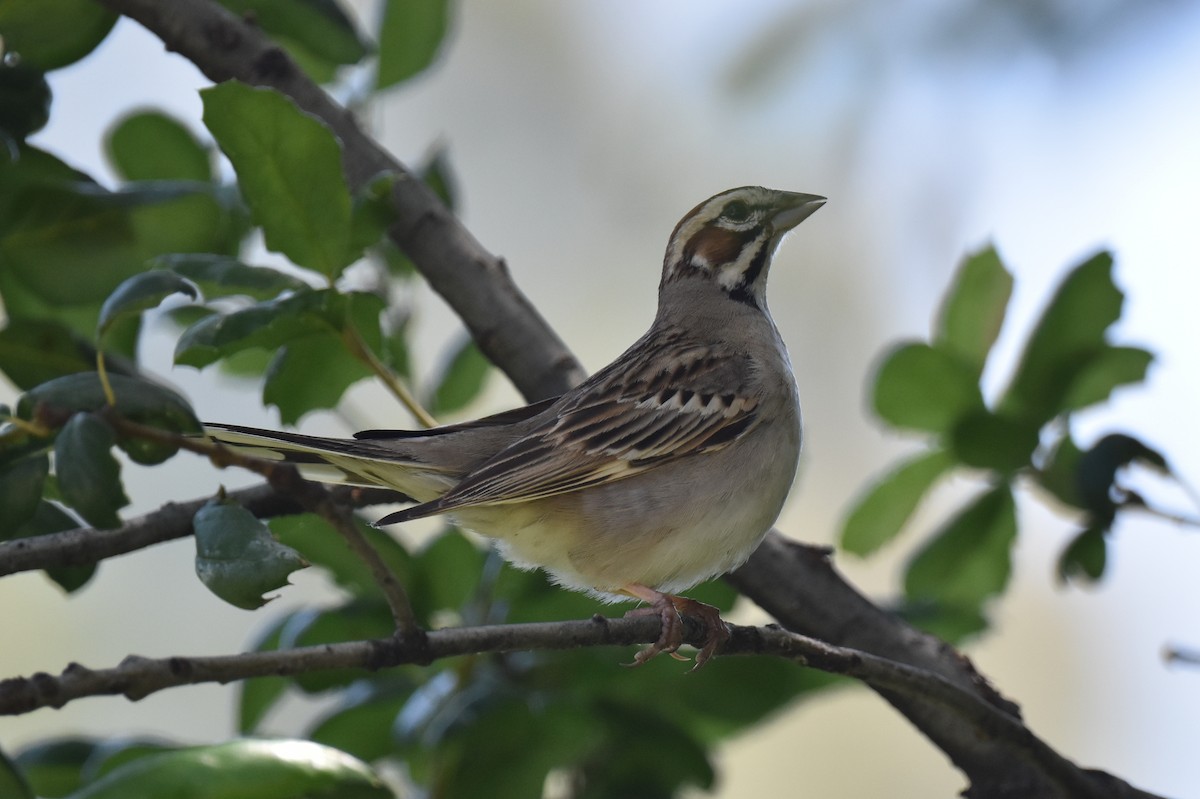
[621,587,730,670]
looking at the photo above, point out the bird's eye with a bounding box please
[722,200,751,223]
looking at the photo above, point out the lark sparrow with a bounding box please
[208,186,825,666]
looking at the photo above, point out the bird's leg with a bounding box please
[620,585,730,669]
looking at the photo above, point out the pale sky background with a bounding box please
[3,1,1200,797]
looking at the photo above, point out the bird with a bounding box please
[207,186,825,668]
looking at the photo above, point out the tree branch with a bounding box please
[0,483,400,578]
[78,1,1164,796]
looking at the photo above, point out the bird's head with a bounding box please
[661,187,825,309]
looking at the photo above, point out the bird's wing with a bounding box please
[382,337,761,522]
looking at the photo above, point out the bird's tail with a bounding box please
[203,423,444,497]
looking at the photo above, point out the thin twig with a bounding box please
[342,324,437,428]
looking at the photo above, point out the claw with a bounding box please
[620,585,730,669]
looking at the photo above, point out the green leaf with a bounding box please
[419,145,457,211]
[411,528,486,622]
[0,148,240,337]
[217,0,370,83]
[239,617,292,733]
[0,0,117,71]
[376,0,451,90]
[263,333,374,424]
[1057,526,1108,584]
[872,342,983,434]
[0,452,48,533]
[152,254,311,300]
[270,513,414,601]
[18,372,201,436]
[54,413,128,529]
[433,697,602,799]
[0,61,51,141]
[174,288,348,368]
[949,410,1039,474]
[14,738,97,798]
[66,740,393,799]
[904,484,1017,610]
[1076,433,1169,520]
[1036,433,1084,509]
[350,172,400,253]
[97,270,198,339]
[0,320,98,390]
[1060,345,1153,412]
[896,600,989,645]
[1001,251,1123,423]
[201,82,356,278]
[308,681,415,762]
[428,335,491,415]
[3,501,95,592]
[840,450,955,556]
[278,602,396,693]
[193,498,309,610]
[0,747,34,799]
[106,111,212,182]
[935,245,1013,376]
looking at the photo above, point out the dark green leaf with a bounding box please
[428,336,491,415]
[896,600,989,644]
[872,342,983,434]
[1036,433,1084,509]
[411,528,486,621]
[419,145,457,211]
[106,110,212,182]
[217,0,370,83]
[174,288,367,369]
[308,681,415,762]
[3,501,94,592]
[949,410,1039,474]
[1001,251,1123,423]
[18,372,201,436]
[193,498,309,610]
[1057,527,1108,584]
[0,453,48,533]
[841,449,955,556]
[97,270,198,338]
[0,748,33,799]
[376,0,450,90]
[574,703,714,798]
[201,82,357,278]
[80,739,175,784]
[264,333,374,424]
[935,245,1013,376]
[152,254,310,300]
[270,513,414,601]
[0,0,117,70]
[904,484,1017,610]
[239,617,292,733]
[54,413,128,529]
[67,740,393,799]
[0,320,98,389]
[0,61,51,140]
[434,697,601,799]
[1060,345,1153,412]
[14,738,97,798]
[279,602,396,692]
[1077,433,1169,518]
[0,149,239,336]
[350,172,400,253]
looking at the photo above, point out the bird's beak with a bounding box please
[771,192,827,233]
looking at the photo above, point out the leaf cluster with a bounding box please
[840,247,1170,640]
